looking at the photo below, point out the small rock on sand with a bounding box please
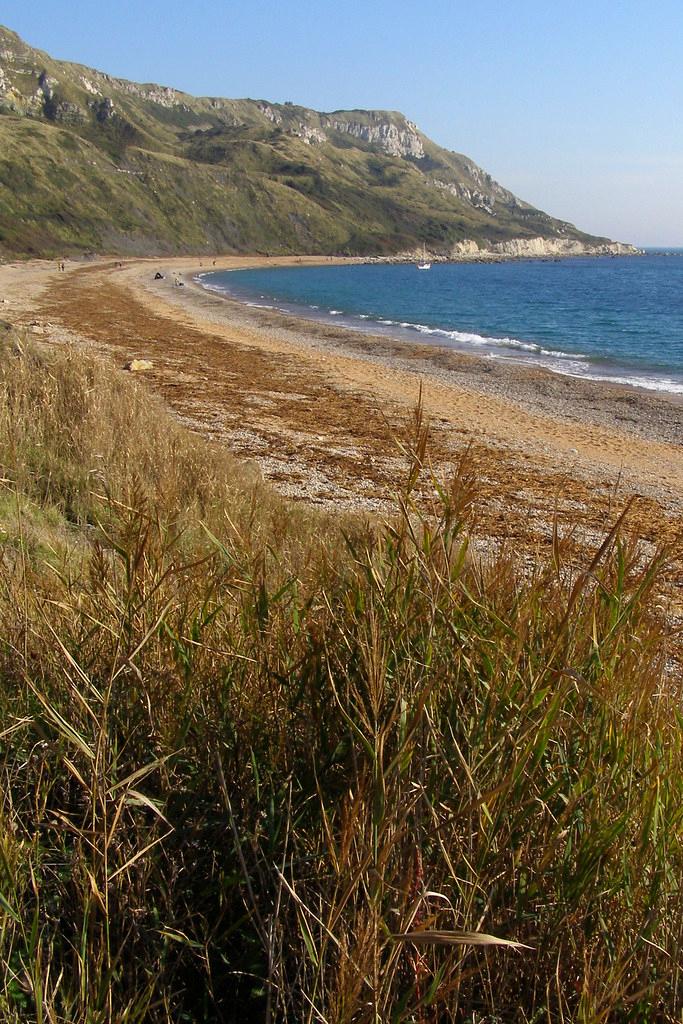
[124,358,154,372]
[29,320,53,334]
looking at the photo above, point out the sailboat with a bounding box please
[417,243,431,270]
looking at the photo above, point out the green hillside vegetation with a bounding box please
[0,25,616,257]
[0,329,680,1022]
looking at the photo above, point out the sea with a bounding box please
[197,250,683,395]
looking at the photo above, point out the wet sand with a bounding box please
[1,254,681,619]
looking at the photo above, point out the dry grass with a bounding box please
[0,333,681,1023]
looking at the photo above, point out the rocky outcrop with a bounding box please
[448,237,641,259]
[393,236,641,263]
[433,179,496,215]
[450,239,482,256]
[90,70,181,108]
[0,42,43,114]
[258,103,282,125]
[38,74,87,124]
[93,97,115,122]
[327,118,425,159]
[136,84,180,108]
[49,100,87,124]
[491,236,639,258]
[291,122,326,146]
[459,159,519,204]
[605,241,641,255]
[38,70,55,99]
[79,74,101,96]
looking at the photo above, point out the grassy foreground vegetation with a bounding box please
[0,330,681,1022]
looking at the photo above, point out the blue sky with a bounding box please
[3,0,682,245]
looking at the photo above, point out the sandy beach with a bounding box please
[1,253,681,613]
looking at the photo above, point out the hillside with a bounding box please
[0,26,633,258]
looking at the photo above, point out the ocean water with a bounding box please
[198,251,683,394]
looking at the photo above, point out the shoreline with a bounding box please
[196,261,683,400]
[0,241,645,268]
[2,252,682,445]
[173,259,683,451]
[0,255,681,558]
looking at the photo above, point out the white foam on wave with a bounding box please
[365,314,683,393]
[195,277,227,294]
[540,347,577,359]
[556,367,683,395]
[194,276,683,396]
[382,318,581,360]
